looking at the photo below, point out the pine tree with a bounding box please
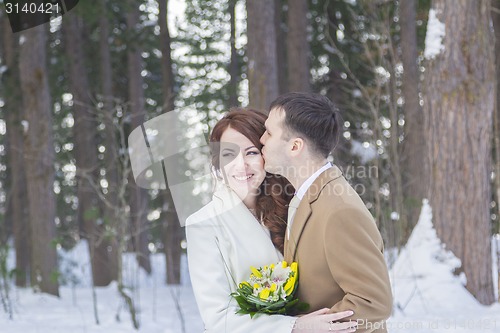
[424,0,495,305]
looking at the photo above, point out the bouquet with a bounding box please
[230,261,309,318]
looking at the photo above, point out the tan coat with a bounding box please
[284,166,392,333]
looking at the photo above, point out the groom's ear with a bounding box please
[289,138,305,157]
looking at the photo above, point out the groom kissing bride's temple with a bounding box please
[186,92,392,333]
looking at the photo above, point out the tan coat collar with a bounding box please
[284,165,343,262]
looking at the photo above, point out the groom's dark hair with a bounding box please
[269,92,341,158]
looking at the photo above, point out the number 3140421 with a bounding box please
[5,2,61,14]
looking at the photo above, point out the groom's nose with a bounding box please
[260,133,267,145]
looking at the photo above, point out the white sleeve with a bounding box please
[186,221,296,333]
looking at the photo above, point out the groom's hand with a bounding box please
[292,308,357,333]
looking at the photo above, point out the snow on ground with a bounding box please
[1,244,204,333]
[1,200,500,332]
[387,200,500,332]
[1,281,202,333]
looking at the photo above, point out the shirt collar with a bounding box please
[295,162,332,200]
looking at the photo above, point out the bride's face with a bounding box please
[219,127,266,201]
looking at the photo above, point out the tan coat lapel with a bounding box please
[284,202,311,263]
[284,165,343,262]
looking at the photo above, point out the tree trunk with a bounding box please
[275,0,287,94]
[386,31,407,249]
[287,0,310,92]
[159,0,182,285]
[424,0,495,305]
[19,25,59,296]
[326,0,350,110]
[228,0,239,108]
[247,0,279,112]
[64,11,115,287]
[492,0,500,229]
[325,1,352,170]
[400,0,426,236]
[2,18,31,287]
[492,0,500,302]
[127,2,151,274]
[98,0,119,284]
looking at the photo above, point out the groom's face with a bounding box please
[260,108,291,176]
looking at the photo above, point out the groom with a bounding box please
[260,92,392,333]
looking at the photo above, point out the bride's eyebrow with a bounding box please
[244,146,257,151]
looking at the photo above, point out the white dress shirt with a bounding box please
[287,162,332,238]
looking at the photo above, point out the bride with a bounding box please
[186,108,357,333]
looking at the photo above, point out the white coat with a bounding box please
[186,186,296,333]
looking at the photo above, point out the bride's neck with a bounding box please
[242,195,257,211]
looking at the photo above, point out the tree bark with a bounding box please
[400,0,426,236]
[159,0,182,285]
[492,0,500,302]
[19,25,59,296]
[424,0,495,305]
[326,0,350,110]
[324,0,355,171]
[2,18,31,287]
[98,0,119,284]
[64,11,116,287]
[275,0,287,94]
[287,0,310,92]
[247,0,279,112]
[492,0,500,229]
[127,1,151,274]
[386,22,407,249]
[228,0,239,108]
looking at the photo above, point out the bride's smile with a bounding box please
[232,174,254,182]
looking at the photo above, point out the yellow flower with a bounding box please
[281,261,288,268]
[270,283,277,292]
[259,288,270,300]
[250,266,262,278]
[284,276,296,295]
[290,262,298,273]
[253,283,259,289]
[270,264,275,269]
[239,281,250,288]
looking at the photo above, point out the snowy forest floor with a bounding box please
[1,200,499,333]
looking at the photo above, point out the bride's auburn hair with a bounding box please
[210,108,294,254]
